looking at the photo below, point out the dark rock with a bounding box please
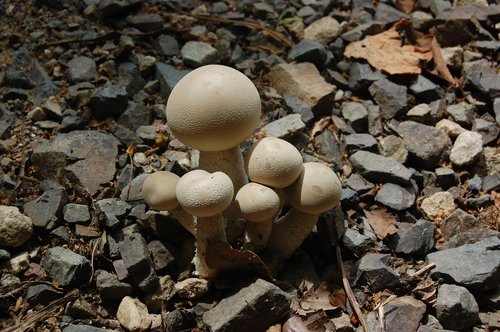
[369,78,407,120]
[283,94,315,125]
[0,104,15,139]
[398,121,452,168]
[203,279,291,332]
[483,172,500,192]
[165,310,196,332]
[341,187,359,209]
[3,88,29,101]
[117,62,146,97]
[67,56,97,83]
[155,63,190,99]
[378,135,408,164]
[409,75,444,102]
[349,150,413,185]
[120,173,148,203]
[23,189,68,229]
[344,133,377,152]
[446,102,474,127]
[148,240,175,273]
[354,253,400,292]
[341,102,368,133]
[341,22,385,43]
[181,41,219,67]
[314,130,343,172]
[51,225,72,244]
[111,121,143,147]
[75,224,101,239]
[384,296,427,332]
[472,118,499,145]
[348,62,384,93]
[60,115,85,132]
[42,246,91,287]
[427,236,500,291]
[95,269,133,302]
[99,0,142,19]
[375,183,416,210]
[263,114,306,139]
[462,60,500,99]
[0,249,10,261]
[116,102,154,132]
[342,228,374,257]
[63,324,113,332]
[127,13,163,32]
[374,2,408,24]
[88,85,128,118]
[435,167,455,189]
[287,39,327,67]
[389,219,435,255]
[436,284,479,330]
[145,275,177,313]
[494,98,500,125]
[346,173,374,193]
[25,284,64,306]
[63,203,90,224]
[95,198,131,229]
[158,35,179,56]
[65,297,97,319]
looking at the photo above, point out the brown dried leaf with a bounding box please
[329,287,347,308]
[311,117,332,138]
[302,311,335,332]
[344,27,432,75]
[395,0,416,13]
[298,282,340,314]
[363,207,398,240]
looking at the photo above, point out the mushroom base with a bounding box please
[243,220,273,252]
[171,207,196,236]
[194,214,226,278]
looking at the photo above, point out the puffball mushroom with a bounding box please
[235,183,281,252]
[265,162,342,260]
[176,170,234,278]
[141,171,195,236]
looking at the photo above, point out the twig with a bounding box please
[376,294,397,330]
[412,263,436,278]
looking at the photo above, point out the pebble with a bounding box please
[287,39,327,67]
[62,324,110,332]
[63,203,90,224]
[65,297,97,319]
[42,247,91,287]
[354,253,400,292]
[374,2,408,24]
[117,102,154,132]
[262,114,306,139]
[348,62,385,93]
[420,191,456,221]
[483,172,500,192]
[95,269,134,302]
[409,75,443,102]
[435,167,455,189]
[67,56,97,83]
[127,13,163,32]
[344,133,377,152]
[158,35,180,57]
[88,85,129,118]
[96,198,131,229]
[175,278,209,300]
[10,252,30,274]
[449,131,483,166]
[0,205,33,247]
[378,135,408,164]
[26,283,64,306]
[304,16,342,44]
[389,219,435,255]
[349,150,413,185]
[369,78,407,119]
[341,101,368,133]
[446,102,473,126]
[117,296,152,332]
[342,228,374,257]
[384,296,427,332]
[435,119,466,138]
[406,103,432,124]
[346,173,375,193]
[436,284,479,330]
[181,41,219,67]
[375,183,416,211]
[23,188,68,229]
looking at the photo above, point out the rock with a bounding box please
[406,103,432,124]
[341,102,368,133]
[369,78,407,119]
[398,121,452,168]
[435,119,466,138]
[181,41,219,67]
[117,102,154,132]
[262,114,306,139]
[440,46,463,69]
[427,236,500,291]
[330,312,354,331]
[23,189,68,229]
[60,115,85,132]
[348,62,385,93]
[384,296,427,332]
[120,173,148,202]
[466,174,482,192]
[409,75,443,102]
[63,324,110,332]
[303,16,342,44]
[342,228,374,257]
[375,183,416,211]
[287,39,327,67]
[374,2,408,23]
[26,284,64,306]
[127,13,163,32]
[175,278,209,300]
[354,253,400,292]
[349,150,413,185]
[483,172,500,192]
[65,297,97,319]
[449,131,483,167]
[436,284,479,330]
[63,203,90,224]
[203,279,291,332]
[483,146,500,176]
[462,59,500,98]
[435,167,455,189]
[346,173,375,193]
[378,135,408,164]
[10,252,30,274]
[0,205,33,247]
[42,247,91,287]
[283,94,315,125]
[148,240,175,273]
[117,296,152,332]
[165,310,196,332]
[95,269,133,302]
[158,35,179,57]
[31,131,119,195]
[344,133,377,152]
[446,102,473,126]
[268,62,336,116]
[67,56,97,83]
[155,63,190,98]
[144,275,177,313]
[420,191,456,221]
[494,98,500,125]
[314,130,343,172]
[389,219,435,255]
[95,198,131,229]
[89,85,128,118]
[472,118,498,146]
[0,249,10,261]
[98,0,142,19]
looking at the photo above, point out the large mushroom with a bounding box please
[176,170,234,278]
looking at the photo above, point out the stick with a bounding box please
[412,263,436,278]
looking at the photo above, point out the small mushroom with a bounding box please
[264,162,342,261]
[176,170,234,278]
[141,171,195,236]
[235,183,281,252]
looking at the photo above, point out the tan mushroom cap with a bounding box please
[244,137,303,188]
[235,183,281,222]
[166,65,261,151]
[142,171,180,211]
[176,170,234,217]
[285,162,341,215]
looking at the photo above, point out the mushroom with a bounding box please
[176,170,234,278]
[235,183,281,252]
[264,162,342,261]
[166,65,261,231]
[141,171,195,236]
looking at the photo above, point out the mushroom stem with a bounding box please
[170,207,196,236]
[243,220,273,252]
[194,214,226,278]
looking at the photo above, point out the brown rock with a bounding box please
[304,16,342,45]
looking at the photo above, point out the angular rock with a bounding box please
[65,297,97,319]
[155,63,190,98]
[384,296,427,332]
[374,2,408,24]
[349,151,413,185]
[348,62,384,93]
[342,228,374,257]
[0,205,33,247]
[95,269,133,302]
[420,191,456,221]
[369,78,407,119]
[494,97,500,125]
[283,94,315,125]
[450,131,483,167]
[42,247,91,287]
[314,130,343,172]
[446,102,473,127]
[303,16,342,44]
[406,103,432,124]
[117,296,152,332]
[268,62,336,116]
[287,39,327,67]
[95,198,130,229]
[344,133,377,152]
[23,188,68,229]
[389,219,435,255]
[63,203,90,224]
[375,183,415,211]
[427,236,500,291]
[483,172,500,192]
[144,275,177,313]
[99,0,142,19]
[409,75,443,102]
[181,41,219,67]
[435,119,466,138]
[26,284,64,306]
[346,173,374,193]
[378,135,408,164]
[67,56,97,83]
[354,253,400,292]
[63,324,110,332]
[472,117,498,146]
[203,279,291,332]
[436,284,479,330]
[117,102,154,132]
[148,240,175,273]
[175,278,209,300]
[262,114,306,139]
[341,102,368,133]
[462,59,500,98]
[435,167,455,189]
[127,13,163,32]
[158,35,179,57]
[88,85,128,118]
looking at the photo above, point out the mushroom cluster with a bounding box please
[142,65,342,278]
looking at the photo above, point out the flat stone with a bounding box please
[406,103,432,124]
[427,236,500,291]
[181,41,219,67]
[95,269,133,302]
[67,56,97,83]
[268,62,336,116]
[472,117,498,145]
[462,59,500,98]
[262,114,306,139]
[348,62,385,93]
[341,102,368,133]
[446,102,473,126]
[349,150,413,185]
[449,131,483,167]
[158,35,179,57]
[65,297,97,319]
[117,296,152,332]
[148,240,175,273]
[369,78,407,120]
[0,205,33,247]
[303,16,342,44]
[375,183,416,210]
[384,296,427,332]
[89,85,128,118]
[409,75,443,102]
[389,219,435,255]
[483,172,500,192]
[354,253,400,292]
[23,189,68,229]
[127,13,163,32]
[346,173,374,193]
[420,191,456,221]
[435,167,455,189]
[435,119,466,138]
[374,2,408,23]
[42,247,91,287]
[287,39,327,67]
[63,324,110,332]
[155,63,190,99]
[63,203,90,224]
[344,133,377,152]
[117,101,154,133]
[378,135,408,164]
[26,284,64,306]
[342,228,374,257]
[203,279,291,332]
[175,278,209,300]
[436,284,479,330]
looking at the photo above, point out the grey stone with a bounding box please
[389,219,435,255]
[494,98,500,125]
[341,188,359,209]
[0,205,33,247]
[346,173,374,193]
[63,203,90,224]
[348,62,384,93]
[349,150,413,185]
[435,167,455,189]
[262,114,306,139]
[121,173,148,203]
[483,172,500,192]
[467,174,482,192]
[42,247,91,287]
[354,253,400,292]
[315,130,343,172]
[95,269,133,302]
[446,102,474,126]
[31,131,119,195]
[98,0,142,19]
[117,62,146,97]
[155,63,190,99]
[407,103,432,124]
[462,60,500,98]
[65,297,97,319]
[409,75,443,102]
[436,284,479,330]
[60,115,85,132]
[23,189,68,229]
[117,102,154,132]
[26,284,64,306]
[375,183,416,211]
[165,310,196,332]
[427,236,500,291]
[374,2,408,24]
[0,249,10,260]
[158,35,179,56]
[450,131,483,167]
[342,228,374,257]
[384,296,427,332]
[51,226,71,244]
[369,78,407,120]
[472,118,498,146]
[287,39,327,67]
[95,198,131,229]
[67,56,97,83]
[344,133,377,152]
[0,105,15,139]
[398,121,452,168]
[283,94,315,125]
[148,240,175,273]
[127,13,163,32]
[144,275,177,313]
[88,85,128,118]
[203,279,291,332]
[181,41,219,67]
[63,324,110,332]
[341,102,368,133]
[111,121,143,147]
[378,135,408,164]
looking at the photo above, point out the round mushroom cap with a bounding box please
[142,171,180,211]
[235,183,281,222]
[244,137,303,188]
[166,65,261,151]
[285,162,341,215]
[176,170,234,217]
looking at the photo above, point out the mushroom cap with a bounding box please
[176,170,234,217]
[166,65,261,151]
[244,137,303,188]
[142,171,180,211]
[285,162,341,215]
[235,183,281,222]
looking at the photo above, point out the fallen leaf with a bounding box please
[329,287,347,308]
[363,207,398,240]
[302,311,335,332]
[283,316,309,332]
[298,282,340,314]
[395,0,416,13]
[310,116,332,138]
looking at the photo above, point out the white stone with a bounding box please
[175,277,209,299]
[304,16,342,44]
[407,103,431,118]
[450,131,483,166]
[10,252,30,274]
[436,119,466,138]
[0,205,33,247]
[421,191,456,221]
[117,296,152,332]
[440,46,463,69]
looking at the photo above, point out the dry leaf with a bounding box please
[298,282,340,314]
[283,316,309,332]
[329,287,347,308]
[303,311,335,332]
[344,27,432,75]
[310,116,332,138]
[395,0,416,13]
[363,207,398,240]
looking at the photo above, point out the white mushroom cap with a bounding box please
[244,137,303,188]
[235,183,280,222]
[176,170,234,217]
[166,65,261,151]
[142,171,180,211]
[285,162,341,215]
